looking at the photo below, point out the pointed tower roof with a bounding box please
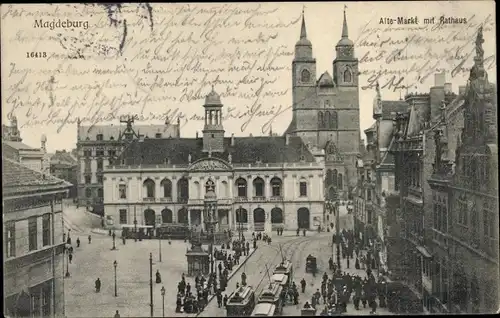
[318,71,334,87]
[337,5,354,47]
[296,6,311,46]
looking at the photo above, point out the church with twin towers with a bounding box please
[285,7,361,200]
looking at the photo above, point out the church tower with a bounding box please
[289,8,318,145]
[333,7,359,88]
[202,86,225,153]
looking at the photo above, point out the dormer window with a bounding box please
[96,134,103,141]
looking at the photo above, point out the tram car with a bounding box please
[257,283,284,315]
[121,225,154,240]
[305,255,317,274]
[273,260,293,281]
[271,273,289,289]
[226,285,256,317]
[251,303,277,317]
[156,224,190,240]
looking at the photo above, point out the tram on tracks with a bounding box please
[225,285,256,317]
[256,283,284,315]
[270,273,289,289]
[273,260,293,281]
[251,303,277,317]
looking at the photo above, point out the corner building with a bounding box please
[285,8,361,200]
[103,88,324,232]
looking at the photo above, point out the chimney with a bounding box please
[285,134,290,145]
[434,72,445,87]
[458,86,466,95]
[231,133,235,146]
[444,83,452,94]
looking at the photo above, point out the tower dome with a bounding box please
[204,86,222,106]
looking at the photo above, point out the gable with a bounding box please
[325,141,344,162]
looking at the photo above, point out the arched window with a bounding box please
[85,188,92,198]
[332,169,338,187]
[299,181,307,196]
[343,68,352,83]
[318,112,324,128]
[160,178,172,198]
[235,208,248,223]
[326,169,333,188]
[325,111,331,129]
[177,208,188,224]
[221,181,228,197]
[301,69,310,83]
[253,177,265,197]
[331,111,338,129]
[177,178,189,201]
[97,188,103,198]
[161,209,173,223]
[235,178,247,197]
[271,208,283,223]
[270,177,282,197]
[143,179,155,198]
[205,178,215,194]
[338,173,343,189]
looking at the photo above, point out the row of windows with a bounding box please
[119,177,309,199]
[85,188,103,198]
[300,68,352,84]
[433,197,448,234]
[318,111,338,129]
[457,196,496,241]
[5,214,51,258]
[326,169,343,189]
[83,149,117,157]
[84,175,104,184]
[461,154,489,189]
[408,162,421,188]
[118,207,287,225]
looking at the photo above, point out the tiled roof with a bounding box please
[115,136,316,166]
[3,140,39,151]
[50,151,77,166]
[381,101,409,120]
[2,157,72,196]
[79,123,179,141]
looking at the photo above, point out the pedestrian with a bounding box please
[67,236,72,245]
[114,310,120,318]
[186,283,191,295]
[241,272,247,286]
[303,229,306,236]
[76,237,80,247]
[156,270,162,284]
[88,235,92,244]
[95,278,101,293]
[355,258,360,270]
[68,253,73,264]
[347,257,350,268]
[296,228,300,236]
[300,278,306,293]
[236,282,240,289]
[223,294,228,307]
[216,291,223,308]
[122,236,126,245]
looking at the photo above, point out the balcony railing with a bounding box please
[178,197,188,204]
[159,197,173,202]
[143,197,155,202]
[235,197,248,202]
[269,196,283,201]
[253,196,266,202]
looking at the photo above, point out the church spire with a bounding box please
[300,6,307,39]
[342,5,349,38]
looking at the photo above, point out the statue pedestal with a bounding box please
[185,240,209,277]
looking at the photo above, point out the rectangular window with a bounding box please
[42,214,51,246]
[299,182,307,197]
[31,293,41,317]
[84,176,91,184]
[108,150,116,157]
[96,134,103,141]
[97,175,103,184]
[119,184,127,199]
[5,222,15,258]
[84,160,91,171]
[367,190,372,201]
[96,149,105,157]
[41,285,51,316]
[255,183,264,197]
[119,209,127,224]
[29,217,38,251]
[97,159,103,170]
[84,149,92,157]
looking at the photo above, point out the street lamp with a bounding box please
[160,286,166,317]
[113,260,118,297]
[158,235,162,262]
[335,201,341,271]
[149,253,153,318]
[65,247,70,278]
[134,205,138,242]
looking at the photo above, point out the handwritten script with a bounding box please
[1,3,497,151]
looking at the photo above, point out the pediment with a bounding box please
[189,158,231,171]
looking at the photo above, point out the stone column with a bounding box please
[265,175,270,198]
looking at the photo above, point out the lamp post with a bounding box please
[335,201,341,271]
[134,205,138,242]
[158,235,162,262]
[149,253,153,318]
[113,260,118,297]
[65,247,70,278]
[161,286,166,317]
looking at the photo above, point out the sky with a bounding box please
[1,1,496,152]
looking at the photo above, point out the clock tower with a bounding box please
[333,7,358,88]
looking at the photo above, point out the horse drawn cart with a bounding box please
[305,255,317,274]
